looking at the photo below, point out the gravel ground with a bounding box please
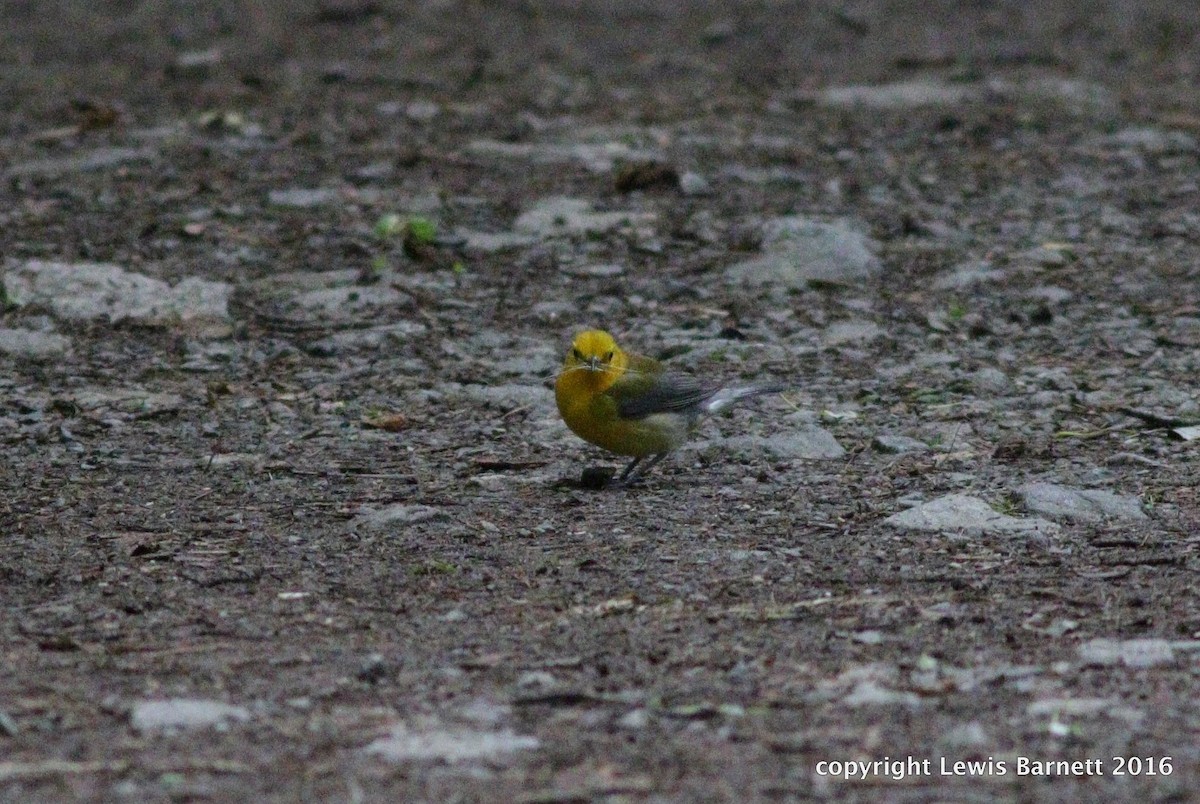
[4,2,1200,802]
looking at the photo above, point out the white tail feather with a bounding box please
[701,385,782,415]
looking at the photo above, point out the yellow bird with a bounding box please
[555,329,784,486]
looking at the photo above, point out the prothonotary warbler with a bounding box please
[555,329,786,486]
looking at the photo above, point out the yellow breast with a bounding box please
[555,369,689,458]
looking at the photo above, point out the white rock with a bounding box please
[7,147,155,178]
[363,723,539,763]
[822,320,884,346]
[5,260,230,326]
[1018,483,1146,523]
[267,187,339,208]
[513,196,655,237]
[0,328,71,360]
[1078,638,1174,668]
[464,140,661,173]
[131,699,250,733]
[884,494,1059,537]
[819,81,980,110]
[705,426,845,461]
[842,680,920,707]
[353,504,447,529]
[725,217,882,288]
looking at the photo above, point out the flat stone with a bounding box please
[465,140,661,173]
[130,699,250,733]
[1017,483,1146,523]
[7,147,155,178]
[712,426,845,461]
[725,217,881,288]
[1026,697,1145,725]
[452,383,547,410]
[678,171,712,196]
[289,285,409,316]
[5,260,230,326]
[1101,127,1198,154]
[970,367,1011,395]
[513,196,655,237]
[822,320,884,346]
[363,723,539,763]
[69,389,185,417]
[819,81,980,110]
[884,494,1059,537]
[933,261,1003,290]
[561,262,625,278]
[1077,638,1174,668]
[872,435,928,454]
[457,230,536,253]
[842,680,920,707]
[267,188,339,208]
[353,504,447,529]
[0,328,71,360]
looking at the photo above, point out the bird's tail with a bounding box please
[701,383,788,415]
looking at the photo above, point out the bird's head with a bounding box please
[564,329,623,375]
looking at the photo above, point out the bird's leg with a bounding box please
[614,453,666,487]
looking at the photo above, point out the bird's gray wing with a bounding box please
[611,371,716,419]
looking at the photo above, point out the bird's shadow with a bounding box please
[551,465,646,491]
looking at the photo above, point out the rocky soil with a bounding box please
[3,1,1200,801]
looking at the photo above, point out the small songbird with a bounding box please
[554,329,785,487]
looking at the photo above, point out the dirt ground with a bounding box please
[4,1,1200,802]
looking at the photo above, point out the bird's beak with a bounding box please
[586,357,601,372]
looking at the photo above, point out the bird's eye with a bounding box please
[603,351,613,362]
[572,348,584,361]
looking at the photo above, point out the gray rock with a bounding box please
[363,722,539,763]
[1026,285,1073,304]
[513,196,655,237]
[290,285,410,317]
[712,426,845,461]
[818,80,979,110]
[678,171,713,196]
[457,230,536,253]
[616,708,650,730]
[1017,483,1146,523]
[561,262,625,278]
[970,367,1011,395]
[1077,638,1174,669]
[515,671,557,692]
[843,680,920,707]
[933,261,1003,290]
[1101,127,1198,155]
[306,321,428,356]
[937,722,990,749]
[6,147,155,178]
[5,260,230,326]
[452,383,547,410]
[872,435,928,454]
[267,187,339,208]
[1026,697,1145,724]
[353,504,447,529]
[884,494,1059,537]
[822,320,884,346]
[1173,425,1200,442]
[465,140,661,174]
[405,100,440,122]
[725,217,882,288]
[130,699,250,733]
[0,328,71,360]
[70,389,185,418]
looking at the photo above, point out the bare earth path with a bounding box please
[3,2,1200,801]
